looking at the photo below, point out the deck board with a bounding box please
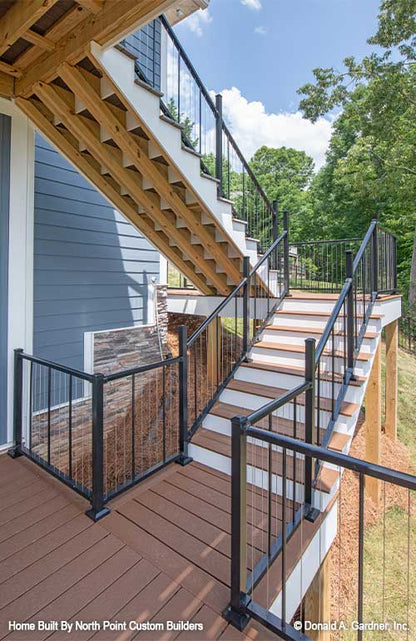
[0,452,321,641]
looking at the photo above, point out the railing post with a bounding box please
[272,200,278,269]
[372,220,378,296]
[304,338,319,522]
[8,348,24,459]
[242,256,251,360]
[346,250,355,373]
[224,416,250,630]
[215,93,223,197]
[393,234,398,293]
[177,325,193,466]
[86,373,110,522]
[283,210,290,295]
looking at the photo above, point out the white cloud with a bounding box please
[241,0,262,10]
[183,9,213,37]
[218,87,332,169]
[254,26,267,35]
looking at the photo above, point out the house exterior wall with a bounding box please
[33,133,161,377]
[0,114,11,447]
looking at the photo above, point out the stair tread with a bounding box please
[193,427,339,493]
[227,379,359,417]
[241,360,366,386]
[275,310,383,319]
[254,340,372,361]
[208,402,350,451]
[265,324,377,340]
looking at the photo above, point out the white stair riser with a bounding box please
[219,389,355,430]
[261,329,376,353]
[281,300,337,313]
[251,345,372,374]
[234,367,364,404]
[271,315,382,333]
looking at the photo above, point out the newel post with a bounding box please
[86,373,110,522]
[177,325,192,466]
[223,416,250,630]
[8,348,24,459]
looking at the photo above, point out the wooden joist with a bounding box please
[23,29,56,52]
[16,0,179,96]
[0,60,21,78]
[76,0,105,14]
[0,0,60,57]
[15,95,212,295]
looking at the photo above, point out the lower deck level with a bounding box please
[0,453,285,641]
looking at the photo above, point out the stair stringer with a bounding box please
[89,42,268,282]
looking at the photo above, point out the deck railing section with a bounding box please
[10,333,189,521]
[225,423,416,638]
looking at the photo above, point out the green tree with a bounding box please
[298,0,416,302]
[249,146,315,241]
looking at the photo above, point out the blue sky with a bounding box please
[174,0,381,167]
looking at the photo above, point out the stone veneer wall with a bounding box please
[92,285,168,375]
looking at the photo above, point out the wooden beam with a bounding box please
[23,29,56,52]
[365,340,382,505]
[0,71,14,98]
[16,0,178,95]
[303,552,331,640]
[33,82,226,293]
[385,319,398,440]
[0,0,60,57]
[76,0,104,14]
[15,95,211,294]
[0,60,22,78]
[59,63,240,289]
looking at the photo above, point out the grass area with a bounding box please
[342,503,416,640]
[381,342,416,469]
[339,345,416,639]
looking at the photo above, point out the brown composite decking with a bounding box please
[0,453,289,641]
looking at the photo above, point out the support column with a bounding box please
[207,319,220,386]
[385,319,398,440]
[365,340,381,505]
[303,552,331,640]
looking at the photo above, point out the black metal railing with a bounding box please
[124,14,276,252]
[186,225,288,439]
[9,329,190,521]
[225,423,416,638]
[399,312,416,355]
[224,220,398,635]
[289,237,362,292]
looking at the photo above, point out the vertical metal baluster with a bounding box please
[68,374,73,479]
[28,361,33,451]
[47,366,51,466]
[268,415,272,559]
[281,448,287,625]
[293,398,297,522]
[131,373,136,477]
[162,367,166,463]
[331,327,335,419]
[357,473,365,640]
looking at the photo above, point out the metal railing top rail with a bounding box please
[158,13,274,214]
[243,380,311,426]
[352,218,377,273]
[249,230,287,275]
[244,425,416,492]
[314,276,352,363]
[17,350,95,382]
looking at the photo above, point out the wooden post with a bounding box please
[303,553,331,640]
[385,320,398,440]
[207,319,220,386]
[365,340,381,505]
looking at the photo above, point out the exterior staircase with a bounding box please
[188,292,384,512]
[16,42,271,297]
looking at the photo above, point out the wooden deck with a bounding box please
[0,453,281,641]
